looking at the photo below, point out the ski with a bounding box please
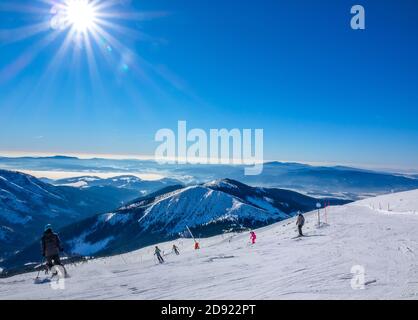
[291,235,305,239]
[34,277,51,284]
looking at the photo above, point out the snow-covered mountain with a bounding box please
[1,179,349,270]
[0,170,147,260]
[51,175,182,195]
[1,189,418,299]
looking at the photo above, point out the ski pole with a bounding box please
[35,257,45,279]
[63,251,72,258]
[120,254,128,265]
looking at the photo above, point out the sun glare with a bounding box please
[1,0,166,83]
[64,0,97,32]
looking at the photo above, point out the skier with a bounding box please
[41,224,64,270]
[250,231,256,244]
[172,244,180,255]
[296,213,305,237]
[194,241,200,250]
[154,246,164,264]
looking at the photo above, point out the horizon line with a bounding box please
[0,150,417,174]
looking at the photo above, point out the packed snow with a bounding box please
[1,189,418,299]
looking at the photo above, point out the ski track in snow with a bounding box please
[2,190,418,299]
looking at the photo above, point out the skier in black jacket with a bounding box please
[296,213,305,237]
[41,224,64,269]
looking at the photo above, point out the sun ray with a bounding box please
[83,31,102,87]
[94,18,156,42]
[46,27,78,74]
[0,31,60,84]
[21,27,78,102]
[89,22,130,55]
[0,22,52,45]
[97,10,169,22]
[89,0,120,12]
[0,1,48,14]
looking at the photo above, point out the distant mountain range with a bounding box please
[168,162,418,199]
[1,179,350,270]
[1,156,418,200]
[238,162,418,199]
[47,175,182,193]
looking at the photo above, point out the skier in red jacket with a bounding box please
[250,231,257,244]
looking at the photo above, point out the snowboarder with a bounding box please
[154,246,164,263]
[194,241,200,250]
[296,213,305,237]
[41,224,64,270]
[172,244,180,255]
[250,231,256,244]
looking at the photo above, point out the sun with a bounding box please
[1,0,168,84]
[64,0,98,32]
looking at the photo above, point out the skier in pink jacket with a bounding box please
[250,231,257,244]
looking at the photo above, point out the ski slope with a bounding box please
[1,189,418,300]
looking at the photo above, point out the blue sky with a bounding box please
[0,0,417,170]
